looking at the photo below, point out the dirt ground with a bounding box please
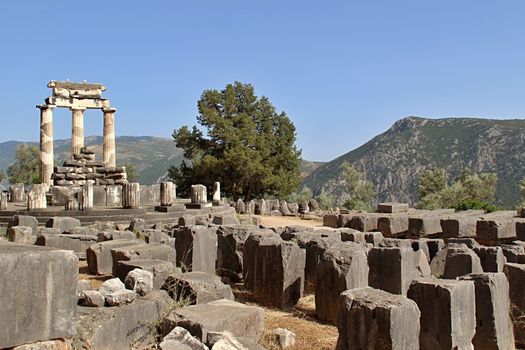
[257,215,323,228]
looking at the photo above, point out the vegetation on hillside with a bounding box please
[169,82,301,201]
[418,167,498,212]
[7,144,40,185]
[341,161,376,211]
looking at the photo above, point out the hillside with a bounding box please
[301,116,525,208]
[0,136,184,185]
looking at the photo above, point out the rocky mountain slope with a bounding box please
[0,136,184,185]
[301,116,525,208]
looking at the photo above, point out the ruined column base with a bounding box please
[155,204,186,213]
[185,202,212,209]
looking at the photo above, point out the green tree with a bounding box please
[341,161,376,212]
[7,144,40,185]
[286,187,313,204]
[169,82,301,201]
[0,170,5,182]
[121,162,139,182]
[418,168,447,199]
[317,193,335,210]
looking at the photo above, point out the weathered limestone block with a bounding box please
[105,184,122,206]
[476,211,517,240]
[122,182,140,209]
[79,180,94,210]
[164,300,264,344]
[408,209,455,238]
[191,184,207,204]
[315,243,369,324]
[368,247,430,295]
[96,230,135,241]
[271,328,296,349]
[11,339,70,350]
[0,193,7,210]
[337,214,352,228]
[84,290,105,307]
[377,213,410,237]
[287,202,298,214]
[27,184,47,210]
[8,215,38,234]
[336,287,420,350]
[503,263,525,346]
[378,238,412,248]
[212,214,240,225]
[160,327,209,350]
[364,231,384,246]
[350,213,381,232]
[116,259,178,289]
[9,183,25,202]
[279,200,290,215]
[235,199,246,214]
[216,225,257,282]
[106,289,136,306]
[7,226,36,244]
[174,226,217,273]
[430,245,483,279]
[73,291,171,350]
[111,243,177,277]
[253,239,306,308]
[407,277,476,350]
[163,271,234,305]
[0,243,78,349]
[298,200,309,214]
[45,216,81,232]
[473,246,507,272]
[377,202,409,213]
[160,181,175,206]
[440,210,484,238]
[35,234,97,258]
[458,273,515,350]
[323,214,338,228]
[255,199,266,215]
[87,240,142,275]
[211,182,221,205]
[243,230,281,290]
[339,228,366,243]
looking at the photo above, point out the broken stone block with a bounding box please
[368,247,430,295]
[212,214,240,225]
[106,289,136,306]
[473,246,507,272]
[35,234,98,258]
[430,245,483,279]
[407,277,476,350]
[0,243,78,349]
[116,259,177,289]
[163,271,234,305]
[350,213,380,232]
[315,243,369,323]
[128,217,147,232]
[476,211,517,240]
[440,210,484,238]
[271,328,296,348]
[377,213,409,237]
[216,225,256,282]
[243,230,280,290]
[83,290,105,307]
[174,226,217,273]
[501,244,524,263]
[458,273,515,349]
[378,238,412,248]
[87,239,142,275]
[377,202,409,213]
[252,239,306,308]
[364,231,384,246]
[339,228,366,243]
[10,339,70,350]
[125,268,154,296]
[111,242,177,277]
[27,184,46,210]
[337,214,352,228]
[160,326,209,350]
[77,279,93,300]
[336,287,420,350]
[99,277,125,298]
[164,299,264,344]
[73,290,171,350]
[503,263,525,346]
[45,216,81,232]
[323,214,338,228]
[408,209,455,238]
[8,214,38,234]
[9,183,25,203]
[97,229,135,242]
[7,226,36,244]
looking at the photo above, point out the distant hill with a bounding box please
[0,136,320,185]
[0,136,184,185]
[301,116,525,208]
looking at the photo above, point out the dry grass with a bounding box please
[78,260,112,289]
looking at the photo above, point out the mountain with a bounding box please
[0,136,320,185]
[0,136,184,185]
[301,116,525,208]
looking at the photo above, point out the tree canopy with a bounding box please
[121,162,139,182]
[418,167,498,211]
[7,144,40,185]
[169,82,301,201]
[341,161,376,212]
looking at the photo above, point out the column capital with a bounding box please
[36,104,56,110]
[102,107,117,113]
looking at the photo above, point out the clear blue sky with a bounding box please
[1,1,524,161]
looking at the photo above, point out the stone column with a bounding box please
[37,104,55,188]
[0,193,7,210]
[122,182,140,209]
[71,107,85,157]
[160,182,175,206]
[27,184,47,210]
[191,184,207,204]
[80,180,94,210]
[9,183,26,203]
[103,108,116,167]
[212,182,221,204]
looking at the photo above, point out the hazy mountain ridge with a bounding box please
[301,116,525,208]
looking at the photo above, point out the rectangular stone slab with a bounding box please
[0,243,78,348]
